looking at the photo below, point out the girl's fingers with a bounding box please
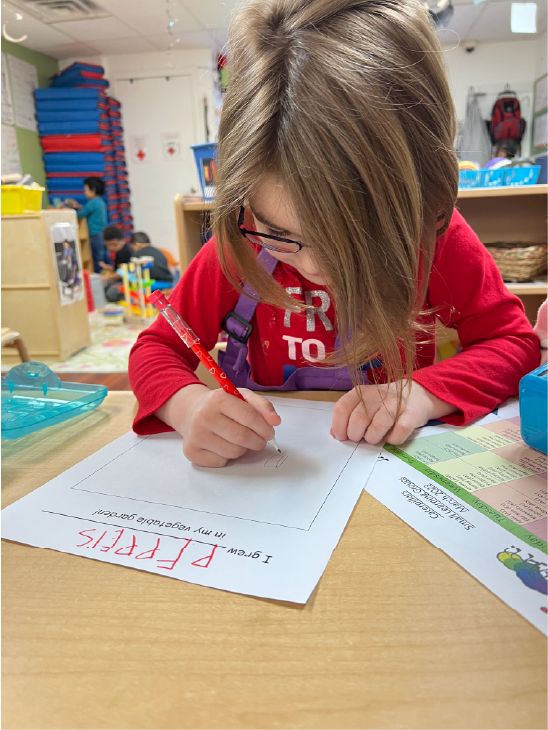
[211,413,268,451]
[239,389,282,427]
[331,388,363,440]
[364,404,397,445]
[346,401,375,442]
[188,432,247,462]
[185,447,229,469]
[386,413,419,445]
[214,390,276,442]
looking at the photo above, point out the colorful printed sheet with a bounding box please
[366,403,547,633]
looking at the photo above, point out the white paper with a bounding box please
[1,53,15,125]
[365,406,548,634]
[162,132,181,160]
[6,55,38,132]
[130,134,149,163]
[1,124,21,174]
[1,399,380,603]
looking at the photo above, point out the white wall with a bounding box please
[60,50,216,253]
[443,39,538,156]
[534,32,547,79]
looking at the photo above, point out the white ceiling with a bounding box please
[1,0,545,59]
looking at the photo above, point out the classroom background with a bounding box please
[1,0,547,381]
[2,3,547,729]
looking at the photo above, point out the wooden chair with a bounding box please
[1,327,30,362]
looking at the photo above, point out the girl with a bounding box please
[129,0,539,467]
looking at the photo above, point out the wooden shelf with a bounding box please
[457,184,548,199]
[506,279,547,296]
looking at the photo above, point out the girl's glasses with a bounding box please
[238,206,303,254]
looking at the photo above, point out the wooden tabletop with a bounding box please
[2,391,546,729]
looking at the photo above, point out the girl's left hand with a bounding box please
[331,381,455,446]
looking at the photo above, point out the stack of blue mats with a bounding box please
[34,65,131,218]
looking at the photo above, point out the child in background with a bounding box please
[129,0,539,468]
[67,177,107,273]
[131,231,180,282]
[129,232,174,285]
[102,225,133,302]
[102,226,173,302]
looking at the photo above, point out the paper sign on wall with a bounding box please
[1,53,15,126]
[7,54,38,132]
[162,132,181,160]
[130,134,149,163]
[1,124,21,174]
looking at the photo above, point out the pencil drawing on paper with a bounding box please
[264,452,289,469]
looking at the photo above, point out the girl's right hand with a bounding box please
[157,384,281,468]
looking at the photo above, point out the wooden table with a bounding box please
[2,391,547,729]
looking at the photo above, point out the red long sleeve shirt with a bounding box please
[129,209,539,434]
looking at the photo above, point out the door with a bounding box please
[116,76,201,255]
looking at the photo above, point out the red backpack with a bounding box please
[489,90,526,154]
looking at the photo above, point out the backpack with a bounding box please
[488,90,526,155]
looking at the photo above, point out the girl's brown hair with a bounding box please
[213,0,458,387]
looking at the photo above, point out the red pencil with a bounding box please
[149,291,281,451]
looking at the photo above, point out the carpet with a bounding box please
[48,312,148,373]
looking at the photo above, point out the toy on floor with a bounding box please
[120,256,155,320]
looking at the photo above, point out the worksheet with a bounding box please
[2,399,379,603]
[366,403,548,634]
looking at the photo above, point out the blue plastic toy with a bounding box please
[2,362,107,440]
[519,363,548,454]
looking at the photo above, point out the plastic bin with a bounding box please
[458,165,541,189]
[1,185,45,214]
[2,362,107,440]
[191,143,217,201]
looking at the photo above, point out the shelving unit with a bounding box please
[1,209,91,363]
[456,184,547,322]
[174,185,548,323]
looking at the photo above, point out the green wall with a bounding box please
[2,39,58,188]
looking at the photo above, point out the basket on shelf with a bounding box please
[485,241,547,282]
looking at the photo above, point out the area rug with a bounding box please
[48,312,149,373]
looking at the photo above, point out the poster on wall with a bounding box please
[7,54,38,132]
[161,132,181,160]
[130,134,150,163]
[1,53,15,125]
[50,222,84,306]
[1,124,21,174]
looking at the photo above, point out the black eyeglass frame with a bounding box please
[237,206,303,254]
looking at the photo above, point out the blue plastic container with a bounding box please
[459,165,541,189]
[191,143,217,201]
[2,362,107,440]
[503,166,541,186]
[519,363,548,455]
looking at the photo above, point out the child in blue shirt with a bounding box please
[69,177,107,272]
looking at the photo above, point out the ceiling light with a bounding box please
[424,0,455,28]
[511,2,537,32]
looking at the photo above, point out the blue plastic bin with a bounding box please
[2,362,107,440]
[459,165,541,189]
[191,143,217,201]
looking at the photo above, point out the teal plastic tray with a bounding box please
[2,362,107,440]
